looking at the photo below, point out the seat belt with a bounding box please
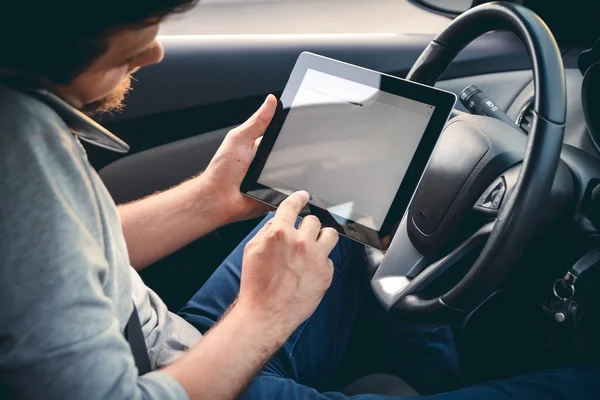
[124,305,152,375]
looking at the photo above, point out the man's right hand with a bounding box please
[163,191,339,399]
[238,191,339,335]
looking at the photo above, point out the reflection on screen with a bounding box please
[258,69,435,231]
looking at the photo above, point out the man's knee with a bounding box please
[241,374,331,400]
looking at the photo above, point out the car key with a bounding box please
[544,248,600,350]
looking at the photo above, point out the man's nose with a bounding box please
[133,39,165,69]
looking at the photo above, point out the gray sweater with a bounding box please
[0,85,202,399]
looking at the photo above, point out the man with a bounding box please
[0,1,598,399]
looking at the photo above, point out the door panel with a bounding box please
[101,126,231,205]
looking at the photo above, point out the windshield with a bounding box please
[160,0,451,36]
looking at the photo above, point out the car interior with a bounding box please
[85,0,600,394]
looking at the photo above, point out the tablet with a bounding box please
[241,52,456,250]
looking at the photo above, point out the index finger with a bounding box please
[275,191,310,225]
[317,228,339,255]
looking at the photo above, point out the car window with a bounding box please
[159,0,451,36]
[415,0,473,14]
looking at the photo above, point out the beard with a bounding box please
[81,73,134,116]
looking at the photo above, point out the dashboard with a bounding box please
[437,65,600,160]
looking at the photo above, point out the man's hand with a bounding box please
[203,95,278,224]
[237,191,339,335]
[118,95,277,269]
[162,192,338,399]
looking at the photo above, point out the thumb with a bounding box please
[233,94,277,141]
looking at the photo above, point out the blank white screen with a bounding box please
[258,69,435,231]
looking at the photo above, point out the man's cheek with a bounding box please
[82,75,133,115]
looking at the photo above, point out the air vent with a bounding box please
[516,100,534,134]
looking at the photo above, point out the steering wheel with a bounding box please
[370,2,567,322]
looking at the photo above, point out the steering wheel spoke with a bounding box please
[372,218,495,312]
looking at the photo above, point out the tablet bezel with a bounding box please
[241,52,457,250]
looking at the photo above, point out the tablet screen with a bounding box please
[257,69,436,231]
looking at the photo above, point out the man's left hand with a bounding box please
[202,95,277,224]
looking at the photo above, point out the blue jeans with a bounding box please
[179,214,600,399]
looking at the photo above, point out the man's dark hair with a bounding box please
[1,1,197,85]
